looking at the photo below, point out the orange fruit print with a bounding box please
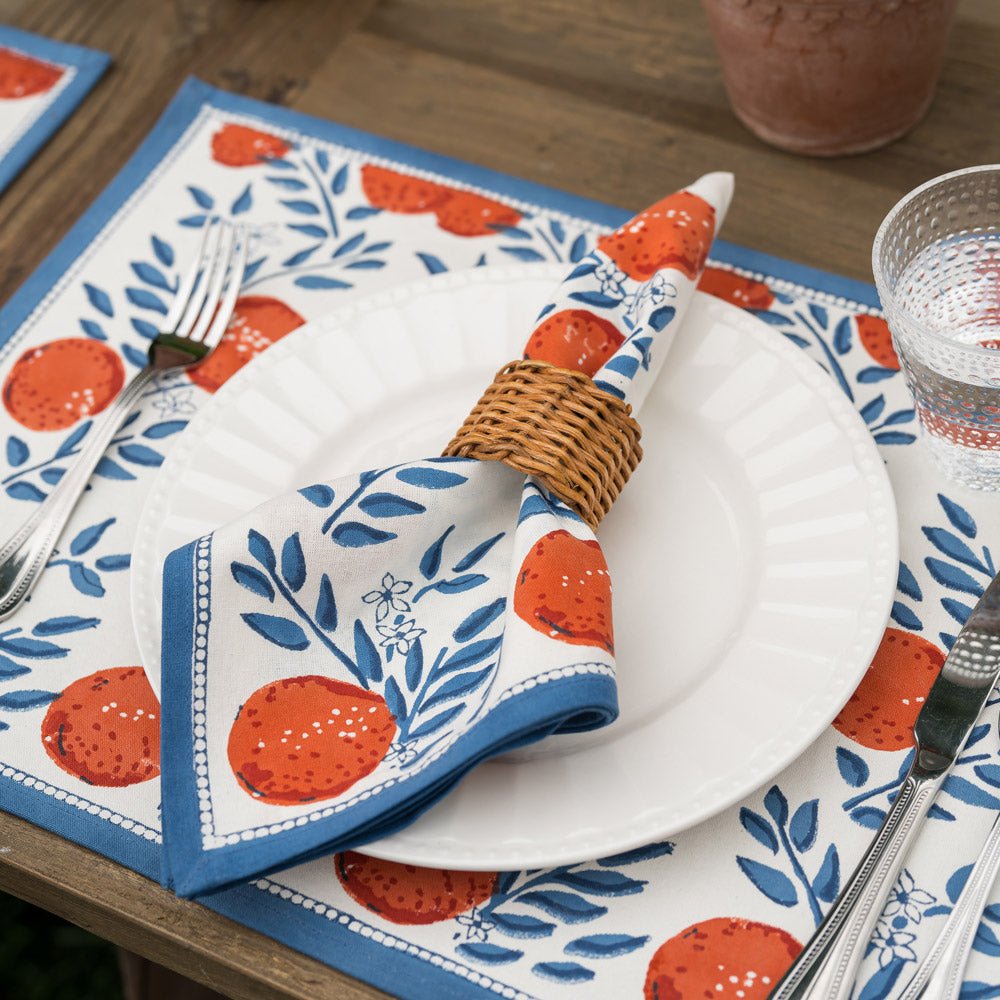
[360,164,522,237]
[832,628,943,750]
[523,308,625,376]
[698,267,775,311]
[210,123,290,167]
[41,668,160,787]
[187,295,305,393]
[0,48,62,98]
[514,529,614,653]
[597,190,715,282]
[856,314,900,370]
[334,851,497,924]
[2,338,125,431]
[227,676,396,805]
[644,918,801,999]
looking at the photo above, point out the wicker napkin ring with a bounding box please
[443,359,642,531]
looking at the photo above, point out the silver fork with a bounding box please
[0,218,249,621]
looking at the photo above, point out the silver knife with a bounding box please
[770,569,1000,1000]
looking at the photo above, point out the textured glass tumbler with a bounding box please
[873,166,1000,490]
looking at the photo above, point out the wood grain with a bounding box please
[0,1,996,997]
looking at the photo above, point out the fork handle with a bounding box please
[0,366,156,620]
[769,759,948,1000]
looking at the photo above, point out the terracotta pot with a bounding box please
[700,0,959,156]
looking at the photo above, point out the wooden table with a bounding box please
[0,1,998,997]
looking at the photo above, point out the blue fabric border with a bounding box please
[0,26,109,194]
[0,75,884,999]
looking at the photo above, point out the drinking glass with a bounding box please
[873,165,1000,489]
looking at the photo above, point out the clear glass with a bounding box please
[873,165,1000,490]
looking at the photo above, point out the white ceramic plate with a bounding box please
[133,265,897,869]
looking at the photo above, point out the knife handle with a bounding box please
[769,759,948,1000]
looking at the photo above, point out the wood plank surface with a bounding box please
[0,1,997,997]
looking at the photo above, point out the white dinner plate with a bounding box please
[133,264,897,869]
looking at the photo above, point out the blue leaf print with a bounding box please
[131,318,159,340]
[344,259,385,271]
[975,923,1000,957]
[808,303,828,328]
[0,657,29,680]
[453,599,506,643]
[501,246,546,262]
[790,799,819,852]
[648,306,675,332]
[555,870,644,896]
[331,164,348,195]
[939,494,977,538]
[248,530,277,570]
[179,214,208,228]
[84,282,113,317]
[739,807,778,854]
[764,785,789,826]
[942,598,972,626]
[416,252,447,275]
[975,764,1000,788]
[6,436,28,466]
[187,185,214,209]
[315,149,329,172]
[41,468,64,486]
[833,316,852,355]
[493,226,532,241]
[421,667,492,711]
[144,420,187,439]
[532,962,594,983]
[407,702,463,739]
[267,175,308,191]
[924,527,987,572]
[95,554,130,571]
[564,934,648,958]
[364,244,392,258]
[241,613,309,651]
[231,184,252,215]
[357,493,426,518]
[859,395,885,423]
[882,409,915,426]
[435,574,488,595]
[346,206,381,220]
[857,958,906,1000]
[288,222,328,239]
[490,913,555,938]
[404,639,423,691]
[603,355,639,378]
[784,333,810,349]
[126,288,168,314]
[383,676,407,721]
[331,522,397,547]
[6,482,45,502]
[294,275,352,290]
[750,310,794,327]
[56,421,92,459]
[925,558,984,597]
[947,863,973,903]
[455,943,522,965]
[420,525,455,579]
[0,690,59,711]
[836,746,870,787]
[962,985,1000,999]
[315,574,337,631]
[890,601,922,630]
[121,344,148,369]
[736,857,798,907]
[281,533,306,592]
[151,235,174,266]
[79,318,107,340]
[32,616,99,636]
[944,774,1000,808]
[873,431,916,445]
[897,561,922,601]
[354,619,382,682]
[69,563,104,597]
[231,562,275,601]
[283,245,320,267]
[438,636,502,675]
[597,842,673,866]
[333,233,365,258]
[299,484,335,507]
[857,366,897,383]
[569,234,588,262]
[118,444,163,467]
[518,890,607,923]
[282,199,321,215]
[453,533,505,572]
[851,807,887,830]
[569,291,621,309]
[130,261,172,291]
[396,466,469,489]
[0,635,66,658]
[813,843,840,902]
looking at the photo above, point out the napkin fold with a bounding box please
[160,172,734,896]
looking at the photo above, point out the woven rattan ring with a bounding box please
[443,359,642,531]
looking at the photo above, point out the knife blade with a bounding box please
[769,569,1000,999]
